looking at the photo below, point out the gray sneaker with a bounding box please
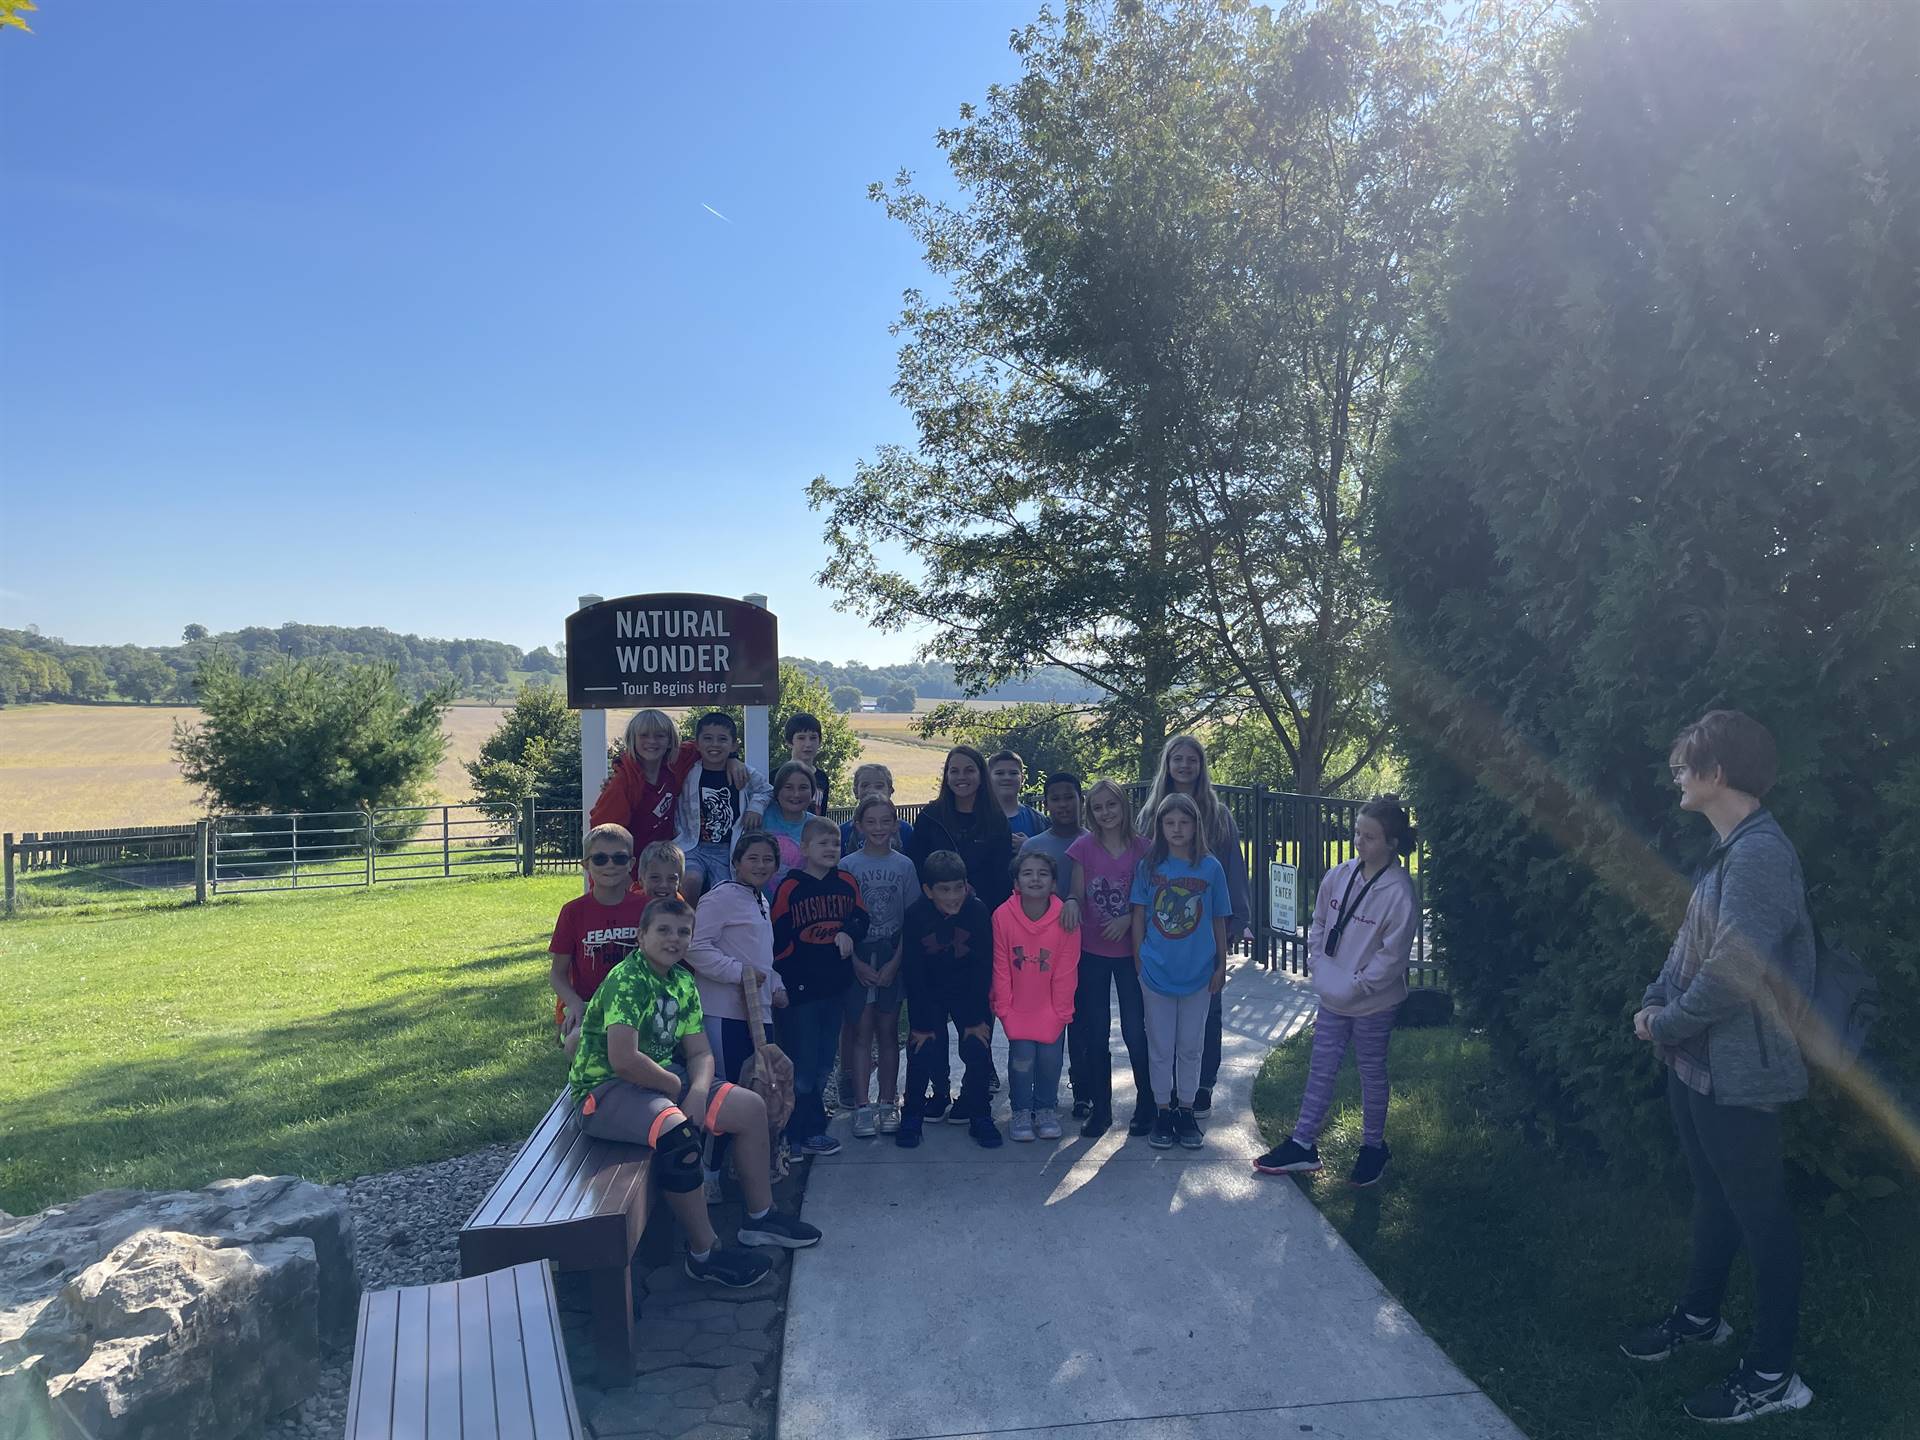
[1009,1108,1035,1142]
[1033,1108,1063,1140]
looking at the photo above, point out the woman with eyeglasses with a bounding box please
[1253,795,1418,1188]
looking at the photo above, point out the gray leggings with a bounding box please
[1142,986,1211,1106]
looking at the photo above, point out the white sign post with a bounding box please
[577,593,608,890]
[1268,861,1299,934]
[741,592,770,777]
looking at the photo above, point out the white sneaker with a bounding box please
[877,1103,902,1134]
[852,1105,878,1139]
[1033,1108,1062,1140]
[1009,1108,1035,1142]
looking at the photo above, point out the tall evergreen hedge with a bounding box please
[1376,0,1919,1191]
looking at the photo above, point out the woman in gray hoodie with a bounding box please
[1622,711,1816,1424]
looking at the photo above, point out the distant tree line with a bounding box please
[0,624,1101,710]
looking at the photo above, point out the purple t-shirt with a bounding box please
[1067,833,1150,958]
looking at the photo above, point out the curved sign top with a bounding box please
[565,593,780,710]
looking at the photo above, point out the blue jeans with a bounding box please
[773,994,842,1143]
[1007,1035,1065,1112]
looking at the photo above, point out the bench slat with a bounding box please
[390,1285,430,1435]
[483,1268,536,1440]
[425,1275,463,1435]
[514,1264,582,1440]
[456,1268,498,1437]
[348,1287,400,1438]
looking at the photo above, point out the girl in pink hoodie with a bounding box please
[992,850,1081,1142]
[1255,796,1418,1189]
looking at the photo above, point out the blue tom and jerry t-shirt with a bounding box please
[1130,854,1231,996]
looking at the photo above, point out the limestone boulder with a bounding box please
[0,1176,357,1440]
[1,1229,318,1440]
[0,1175,357,1348]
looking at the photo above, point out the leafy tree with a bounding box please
[717,662,858,794]
[1376,0,1920,1189]
[829,684,864,713]
[0,1,37,37]
[106,647,175,703]
[182,623,209,644]
[885,686,916,714]
[0,645,69,704]
[63,653,110,701]
[173,655,453,815]
[810,0,1535,787]
[465,683,582,823]
[522,646,562,674]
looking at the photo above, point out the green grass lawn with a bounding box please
[1251,1027,1918,1440]
[0,875,579,1214]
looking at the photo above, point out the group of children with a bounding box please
[553,710,1422,1287]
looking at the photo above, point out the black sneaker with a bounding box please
[1175,1107,1204,1149]
[685,1245,773,1288]
[1072,1099,1091,1119]
[1253,1138,1322,1175]
[946,1091,986,1125]
[1149,1108,1176,1149]
[1349,1143,1390,1187]
[1192,1087,1213,1116]
[1619,1307,1734,1363]
[895,1117,923,1149]
[1682,1364,1813,1422]
[1081,1106,1112,1139]
[920,1094,952,1122]
[736,1210,822,1250]
[1127,1104,1155,1137]
[969,1115,1004,1148]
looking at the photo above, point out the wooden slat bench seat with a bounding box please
[345,1261,582,1440]
[458,1091,652,1383]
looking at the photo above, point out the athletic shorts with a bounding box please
[684,840,733,885]
[575,1064,734,1146]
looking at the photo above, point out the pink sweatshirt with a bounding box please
[686,879,786,1024]
[1307,858,1417,1017]
[990,896,1080,1043]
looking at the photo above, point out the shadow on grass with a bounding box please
[0,969,569,1214]
[1250,1025,1919,1440]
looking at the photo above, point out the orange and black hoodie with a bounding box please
[770,866,870,1003]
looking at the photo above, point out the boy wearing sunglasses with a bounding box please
[549,823,654,1042]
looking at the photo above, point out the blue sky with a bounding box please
[0,1,1041,664]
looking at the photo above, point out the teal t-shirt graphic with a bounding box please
[1130,854,1231,995]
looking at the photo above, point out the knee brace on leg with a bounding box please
[652,1118,705,1193]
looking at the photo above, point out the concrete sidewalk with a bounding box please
[777,960,1526,1440]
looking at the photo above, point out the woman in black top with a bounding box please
[909,745,1016,910]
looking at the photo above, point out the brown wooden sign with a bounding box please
[565,594,780,709]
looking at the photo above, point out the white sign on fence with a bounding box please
[1268,861,1299,933]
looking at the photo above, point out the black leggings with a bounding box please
[1669,1073,1802,1373]
[1069,952,1153,1113]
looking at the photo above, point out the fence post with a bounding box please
[442,806,451,878]
[521,798,536,876]
[1252,783,1269,969]
[363,808,375,887]
[194,820,209,904]
[4,834,14,916]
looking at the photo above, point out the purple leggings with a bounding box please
[1292,1005,1399,1148]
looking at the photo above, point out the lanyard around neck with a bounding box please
[1325,861,1390,958]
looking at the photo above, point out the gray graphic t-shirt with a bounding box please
[842,848,920,942]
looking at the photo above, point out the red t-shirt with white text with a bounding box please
[549,889,653,1013]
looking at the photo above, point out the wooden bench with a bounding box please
[344,1261,583,1439]
[458,1092,652,1384]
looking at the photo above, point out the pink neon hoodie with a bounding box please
[990,895,1080,1043]
[1307,857,1417,1017]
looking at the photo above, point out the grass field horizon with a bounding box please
[0,699,979,832]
